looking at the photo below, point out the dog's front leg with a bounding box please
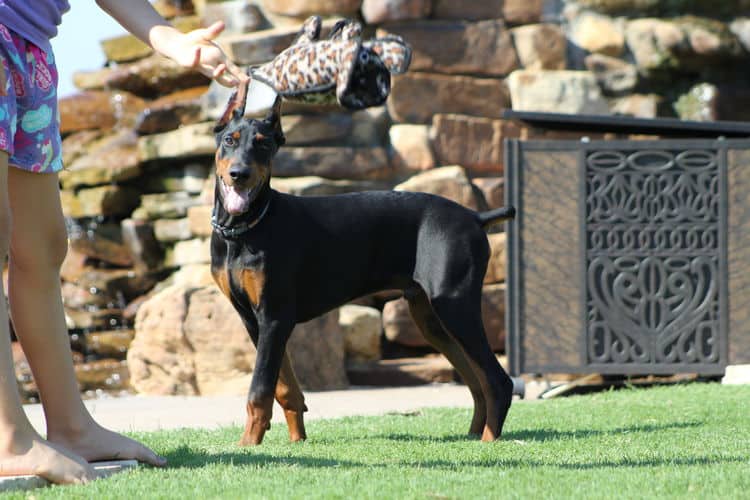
[240,318,294,446]
[276,353,307,442]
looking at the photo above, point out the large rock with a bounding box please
[273,147,391,180]
[584,53,638,95]
[287,309,349,390]
[65,307,123,331]
[66,220,133,267]
[730,17,750,52]
[503,0,543,25]
[69,268,166,303]
[59,131,141,190]
[507,70,610,115]
[389,124,435,172]
[395,166,482,210]
[349,107,391,147]
[61,130,103,167]
[183,286,255,395]
[677,16,743,61]
[121,219,165,272]
[262,0,362,17]
[473,176,504,209]
[387,72,510,124]
[61,281,116,310]
[132,192,204,220]
[432,0,543,25]
[165,238,211,267]
[485,232,506,284]
[61,185,141,218]
[201,1,268,34]
[570,12,625,57]
[674,83,719,121]
[362,0,431,23]
[129,281,349,393]
[154,218,193,243]
[338,305,381,363]
[75,54,209,98]
[153,0,195,18]
[134,86,208,135]
[140,163,210,194]
[59,91,146,134]
[577,0,750,18]
[85,329,135,359]
[431,0,502,20]
[621,17,742,73]
[74,359,130,393]
[347,356,455,386]
[282,114,353,146]
[128,284,253,396]
[511,24,567,70]
[378,20,520,76]
[187,205,213,238]
[383,283,506,351]
[625,18,683,71]
[430,114,520,177]
[611,93,660,118]
[137,122,216,161]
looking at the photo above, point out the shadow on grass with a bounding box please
[504,420,703,442]
[163,445,363,469]
[161,444,747,473]
[328,420,702,444]
[160,420,743,473]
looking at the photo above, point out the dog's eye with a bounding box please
[223,135,236,147]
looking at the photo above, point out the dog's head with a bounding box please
[213,81,285,216]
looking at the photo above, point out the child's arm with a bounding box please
[95,0,245,87]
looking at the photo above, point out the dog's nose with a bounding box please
[229,166,250,181]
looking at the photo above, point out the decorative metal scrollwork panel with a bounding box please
[584,148,726,369]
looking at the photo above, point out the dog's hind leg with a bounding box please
[405,287,486,436]
[275,352,308,442]
[429,294,513,442]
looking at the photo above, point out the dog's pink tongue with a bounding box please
[224,186,250,215]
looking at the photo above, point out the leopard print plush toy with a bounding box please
[249,16,411,110]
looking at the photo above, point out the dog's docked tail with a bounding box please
[477,206,516,228]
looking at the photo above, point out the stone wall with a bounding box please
[9,0,750,399]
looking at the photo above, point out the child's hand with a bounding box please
[96,0,247,87]
[158,21,246,87]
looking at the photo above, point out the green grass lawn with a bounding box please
[6,383,750,499]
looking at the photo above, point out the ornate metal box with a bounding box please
[505,137,750,376]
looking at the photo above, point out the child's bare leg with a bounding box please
[0,153,94,484]
[6,166,165,467]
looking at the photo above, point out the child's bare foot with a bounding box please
[48,422,166,468]
[0,431,95,484]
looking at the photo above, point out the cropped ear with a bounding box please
[214,75,251,133]
[265,95,285,146]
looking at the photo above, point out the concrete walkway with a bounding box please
[24,384,474,434]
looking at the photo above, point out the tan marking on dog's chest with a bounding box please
[239,268,265,306]
[212,268,232,299]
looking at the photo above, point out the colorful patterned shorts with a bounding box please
[0,23,62,173]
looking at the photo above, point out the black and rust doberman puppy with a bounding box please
[210,81,517,446]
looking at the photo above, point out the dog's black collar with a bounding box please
[211,199,271,238]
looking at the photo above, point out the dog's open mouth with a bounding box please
[220,178,252,215]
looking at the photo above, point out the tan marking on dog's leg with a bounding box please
[240,397,273,446]
[275,352,307,442]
